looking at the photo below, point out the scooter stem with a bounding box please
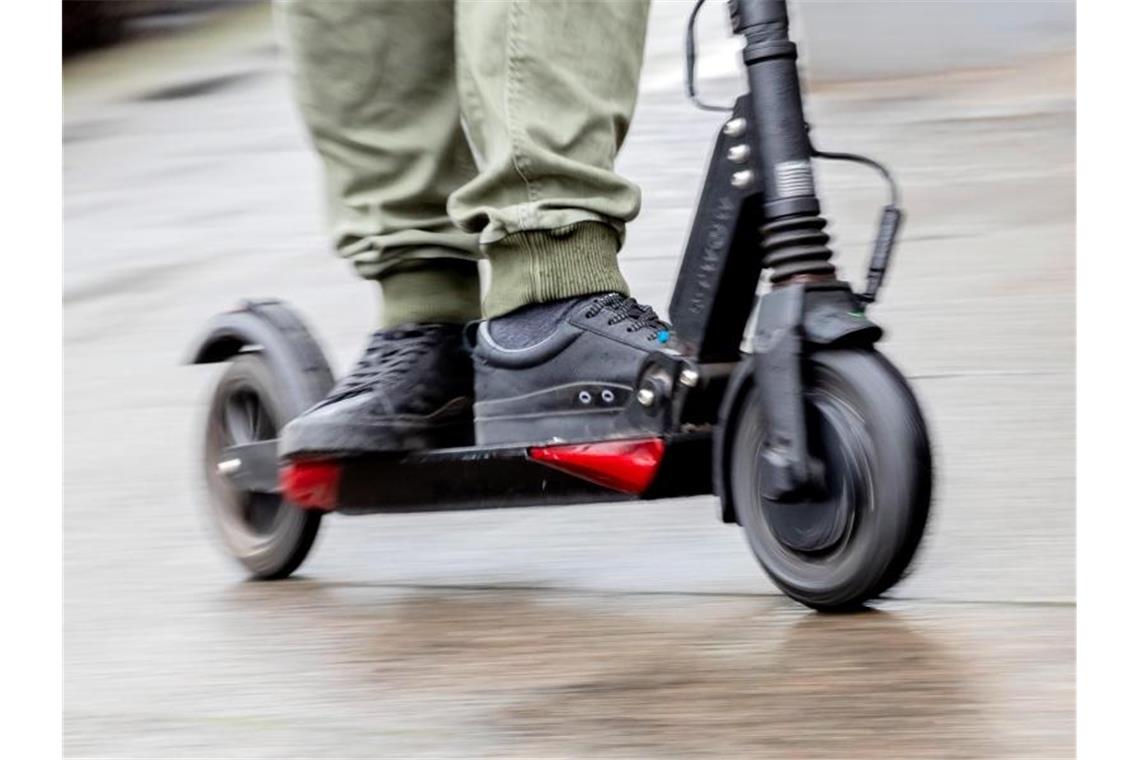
[730,0,837,284]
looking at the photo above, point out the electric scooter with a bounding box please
[188,0,933,611]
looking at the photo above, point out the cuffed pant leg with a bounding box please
[451,0,649,316]
[277,0,482,323]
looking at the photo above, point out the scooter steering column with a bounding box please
[730,0,836,284]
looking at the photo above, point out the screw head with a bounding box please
[727,144,751,163]
[217,458,242,476]
[679,368,700,388]
[723,117,747,137]
[637,387,656,407]
[730,170,754,189]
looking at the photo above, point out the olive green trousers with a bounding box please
[277,0,650,325]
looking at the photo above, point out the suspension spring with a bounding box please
[760,213,836,284]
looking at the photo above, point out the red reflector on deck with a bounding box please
[528,438,666,494]
[280,460,342,510]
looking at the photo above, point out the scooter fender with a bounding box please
[185,299,334,411]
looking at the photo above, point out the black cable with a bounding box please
[810,147,900,207]
[810,145,904,305]
[685,0,735,112]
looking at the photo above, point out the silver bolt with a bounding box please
[727,144,751,163]
[637,387,656,407]
[679,368,700,388]
[217,459,242,476]
[723,117,747,137]
[730,170,754,189]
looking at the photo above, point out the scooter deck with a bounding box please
[222,432,714,515]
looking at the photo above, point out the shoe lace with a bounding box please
[584,293,672,342]
[327,326,439,402]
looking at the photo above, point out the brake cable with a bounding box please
[685,0,903,304]
[810,145,904,305]
[685,0,735,112]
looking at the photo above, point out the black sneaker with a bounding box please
[472,293,673,445]
[280,324,474,457]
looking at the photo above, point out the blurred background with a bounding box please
[64,1,1074,757]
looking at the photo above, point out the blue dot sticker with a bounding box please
[657,330,670,344]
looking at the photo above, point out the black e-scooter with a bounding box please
[189,0,932,611]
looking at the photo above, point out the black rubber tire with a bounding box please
[203,354,321,580]
[731,348,932,611]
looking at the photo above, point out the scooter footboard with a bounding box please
[218,434,715,514]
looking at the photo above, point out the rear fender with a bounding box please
[186,299,335,410]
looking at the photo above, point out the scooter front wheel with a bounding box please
[731,348,932,610]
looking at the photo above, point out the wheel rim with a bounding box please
[758,390,870,556]
[733,371,881,594]
[206,381,285,546]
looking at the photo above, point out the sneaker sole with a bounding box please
[281,400,474,458]
[474,406,642,446]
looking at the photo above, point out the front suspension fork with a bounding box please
[671,1,894,501]
[732,0,881,500]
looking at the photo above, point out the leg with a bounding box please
[452,0,651,318]
[449,1,674,445]
[278,0,478,457]
[277,0,481,327]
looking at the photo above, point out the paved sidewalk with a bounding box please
[65,3,1074,756]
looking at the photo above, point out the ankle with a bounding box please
[378,259,481,328]
[487,294,602,349]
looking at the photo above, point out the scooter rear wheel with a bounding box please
[203,354,321,579]
[731,348,932,610]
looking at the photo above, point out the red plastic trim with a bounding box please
[280,460,342,511]
[528,438,666,494]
